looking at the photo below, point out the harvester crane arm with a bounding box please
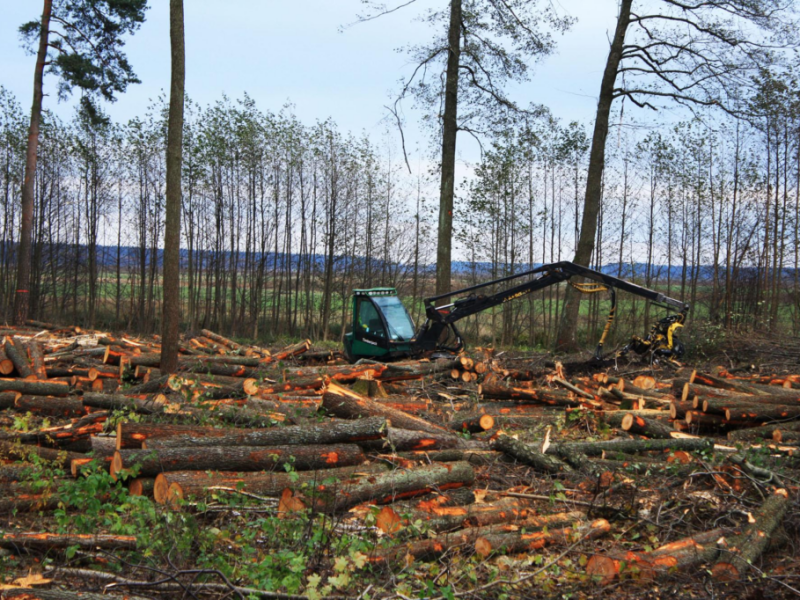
[415,261,689,357]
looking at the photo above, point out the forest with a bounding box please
[2,1,800,600]
[0,80,798,350]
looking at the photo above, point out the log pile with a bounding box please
[0,322,798,597]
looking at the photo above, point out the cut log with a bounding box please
[111,444,366,479]
[0,532,136,550]
[4,337,33,378]
[670,400,694,420]
[313,460,474,513]
[155,463,391,505]
[620,414,674,439]
[82,392,166,415]
[0,345,14,375]
[142,417,387,449]
[14,395,86,418]
[269,339,311,362]
[727,426,782,443]
[199,328,242,350]
[258,377,325,395]
[26,340,47,380]
[725,404,800,423]
[474,518,610,558]
[491,434,573,474]
[586,527,729,584]
[553,437,712,457]
[479,383,581,407]
[0,391,20,409]
[128,477,155,497]
[393,449,502,466]
[358,427,462,452]
[448,412,495,433]
[284,364,386,382]
[322,381,451,435]
[0,440,84,468]
[691,371,765,395]
[1,589,151,600]
[712,489,790,581]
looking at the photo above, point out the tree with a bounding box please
[160,0,185,374]
[15,0,147,324]
[358,0,572,295]
[556,0,797,351]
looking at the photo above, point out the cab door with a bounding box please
[354,297,389,349]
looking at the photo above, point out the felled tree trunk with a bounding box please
[143,417,387,449]
[712,489,790,581]
[111,444,366,479]
[315,460,474,513]
[491,434,572,474]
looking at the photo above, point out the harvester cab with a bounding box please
[343,288,417,361]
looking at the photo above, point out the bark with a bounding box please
[727,425,783,443]
[5,338,33,378]
[14,395,85,417]
[199,328,241,350]
[393,449,502,466]
[553,437,712,457]
[0,440,84,468]
[0,392,19,409]
[160,0,185,374]
[0,379,69,396]
[322,381,452,436]
[491,434,573,474]
[259,377,324,395]
[116,421,258,449]
[474,518,610,558]
[27,340,46,379]
[620,414,674,439]
[587,527,729,584]
[111,444,366,478]
[142,417,387,449]
[435,0,462,296]
[449,412,495,433]
[479,383,582,407]
[314,460,474,513]
[82,392,167,415]
[1,590,148,600]
[725,404,800,423]
[556,0,632,350]
[0,346,14,376]
[0,532,136,551]
[284,363,386,382]
[358,427,462,452]
[712,489,790,580]
[14,0,53,324]
[155,463,391,505]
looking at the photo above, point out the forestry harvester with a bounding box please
[343,261,689,362]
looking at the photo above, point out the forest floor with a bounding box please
[0,325,798,600]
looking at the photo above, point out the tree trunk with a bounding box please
[14,0,53,324]
[160,0,185,374]
[556,0,632,350]
[435,0,462,296]
[142,417,387,449]
[111,444,366,479]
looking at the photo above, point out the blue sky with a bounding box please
[1,0,620,164]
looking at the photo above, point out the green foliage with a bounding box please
[19,0,148,106]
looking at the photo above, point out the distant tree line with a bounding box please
[0,78,798,347]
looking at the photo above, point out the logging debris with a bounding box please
[0,323,798,598]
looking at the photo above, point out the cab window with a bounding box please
[357,298,386,338]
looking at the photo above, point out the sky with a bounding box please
[0,0,621,167]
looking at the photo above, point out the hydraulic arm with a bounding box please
[414,261,689,359]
